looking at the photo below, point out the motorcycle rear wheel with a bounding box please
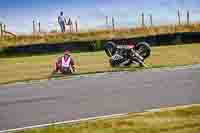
[136,42,151,59]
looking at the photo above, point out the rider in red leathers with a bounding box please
[53,50,76,74]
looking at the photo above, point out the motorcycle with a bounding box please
[104,40,151,67]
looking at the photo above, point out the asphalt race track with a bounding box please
[0,65,200,132]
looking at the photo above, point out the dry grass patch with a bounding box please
[16,105,200,133]
[0,43,200,84]
[1,23,200,47]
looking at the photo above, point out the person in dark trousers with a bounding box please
[58,11,67,32]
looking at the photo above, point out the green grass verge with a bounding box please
[16,105,200,133]
[0,43,200,85]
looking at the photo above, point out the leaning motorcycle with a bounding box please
[104,40,151,67]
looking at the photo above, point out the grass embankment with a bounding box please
[16,105,200,133]
[0,43,200,85]
[1,23,200,48]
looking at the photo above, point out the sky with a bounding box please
[0,0,200,34]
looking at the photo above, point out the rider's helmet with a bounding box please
[64,50,71,56]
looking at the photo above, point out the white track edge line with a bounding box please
[0,113,128,133]
[0,104,199,133]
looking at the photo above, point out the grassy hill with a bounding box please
[1,23,200,48]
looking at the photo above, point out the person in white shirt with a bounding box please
[58,11,67,32]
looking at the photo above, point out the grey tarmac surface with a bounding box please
[0,65,200,131]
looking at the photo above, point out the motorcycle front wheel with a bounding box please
[104,41,117,57]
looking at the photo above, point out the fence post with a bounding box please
[38,22,41,33]
[33,20,36,34]
[187,10,190,25]
[68,18,73,33]
[112,17,115,31]
[4,24,6,31]
[177,9,181,25]
[75,20,78,32]
[71,23,74,33]
[149,14,153,26]
[3,24,6,38]
[70,23,73,33]
[141,12,145,27]
[106,16,108,28]
[0,23,3,37]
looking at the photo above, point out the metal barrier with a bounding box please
[0,23,16,39]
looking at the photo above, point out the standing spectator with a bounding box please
[58,11,66,32]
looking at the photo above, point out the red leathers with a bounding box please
[54,51,76,74]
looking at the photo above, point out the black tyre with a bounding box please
[104,41,117,57]
[136,42,151,59]
[109,59,118,67]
